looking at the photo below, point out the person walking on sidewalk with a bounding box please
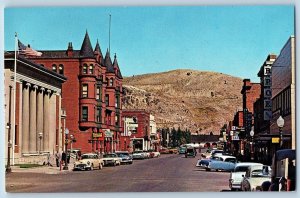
[55,151,61,167]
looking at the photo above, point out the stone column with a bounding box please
[22,82,30,154]
[29,85,38,153]
[43,89,51,152]
[49,91,57,153]
[36,88,44,152]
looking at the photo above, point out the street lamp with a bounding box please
[38,132,43,154]
[277,116,284,148]
[250,128,254,161]
[70,134,74,153]
[63,128,69,170]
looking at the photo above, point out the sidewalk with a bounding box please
[10,163,74,174]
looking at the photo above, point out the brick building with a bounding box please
[240,79,260,161]
[28,31,123,153]
[121,110,151,152]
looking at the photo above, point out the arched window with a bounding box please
[52,64,57,72]
[83,64,88,74]
[59,64,64,75]
[109,78,113,86]
[89,64,94,74]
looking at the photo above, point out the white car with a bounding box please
[241,165,272,191]
[73,153,104,171]
[102,153,121,166]
[132,150,147,160]
[229,162,263,191]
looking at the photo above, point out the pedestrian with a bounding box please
[55,151,60,167]
[62,151,66,165]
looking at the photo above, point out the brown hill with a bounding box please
[122,69,243,134]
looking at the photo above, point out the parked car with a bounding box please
[102,153,121,166]
[270,149,296,191]
[115,151,133,164]
[159,148,170,154]
[229,162,263,191]
[185,147,196,158]
[132,150,146,160]
[178,146,187,154]
[73,153,104,171]
[241,165,272,191]
[195,159,211,169]
[169,148,178,154]
[148,150,160,158]
[206,155,237,171]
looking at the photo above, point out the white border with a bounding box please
[0,1,298,198]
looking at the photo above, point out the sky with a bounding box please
[4,6,294,82]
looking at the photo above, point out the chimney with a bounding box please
[67,42,73,57]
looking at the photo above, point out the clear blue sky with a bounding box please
[4,6,294,81]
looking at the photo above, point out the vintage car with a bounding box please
[169,148,178,154]
[73,153,104,171]
[132,150,147,159]
[241,165,272,191]
[229,162,263,191]
[148,150,160,158]
[178,146,187,154]
[102,153,121,166]
[185,147,196,158]
[206,155,237,171]
[115,151,133,164]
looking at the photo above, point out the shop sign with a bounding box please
[93,132,103,138]
[232,136,240,141]
[104,129,112,137]
[272,137,280,143]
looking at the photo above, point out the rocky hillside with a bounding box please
[122,69,243,134]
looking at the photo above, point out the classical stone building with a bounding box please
[4,52,66,164]
[28,31,123,153]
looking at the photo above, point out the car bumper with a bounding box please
[73,164,91,171]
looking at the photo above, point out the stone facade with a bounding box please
[4,54,66,164]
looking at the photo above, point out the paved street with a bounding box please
[6,154,230,192]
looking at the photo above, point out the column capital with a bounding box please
[32,85,38,90]
[47,89,52,94]
[40,87,45,92]
[25,82,31,88]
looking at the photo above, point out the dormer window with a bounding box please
[83,64,88,74]
[89,64,94,74]
[109,78,113,86]
[59,64,64,75]
[52,64,57,72]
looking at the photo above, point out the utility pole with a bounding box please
[6,85,13,173]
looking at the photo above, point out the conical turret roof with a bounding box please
[94,39,103,56]
[104,49,114,72]
[80,30,94,58]
[113,53,123,79]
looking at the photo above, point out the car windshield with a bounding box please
[104,154,116,158]
[117,153,128,157]
[251,169,270,177]
[81,155,96,159]
[234,166,249,172]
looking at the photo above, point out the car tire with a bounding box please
[90,164,94,171]
[205,168,211,171]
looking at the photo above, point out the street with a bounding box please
[6,154,230,192]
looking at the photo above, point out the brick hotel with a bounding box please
[28,31,123,153]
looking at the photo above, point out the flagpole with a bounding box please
[109,14,111,53]
[12,33,18,165]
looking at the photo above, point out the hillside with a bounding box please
[122,69,243,134]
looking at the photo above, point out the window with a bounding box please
[83,64,88,74]
[89,64,94,74]
[115,95,119,108]
[105,94,109,106]
[115,115,119,126]
[106,78,109,86]
[59,64,64,75]
[96,86,101,100]
[52,64,57,72]
[96,107,101,123]
[109,78,113,86]
[82,106,88,121]
[82,84,88,98]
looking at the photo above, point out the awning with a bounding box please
[276,149,296,161]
